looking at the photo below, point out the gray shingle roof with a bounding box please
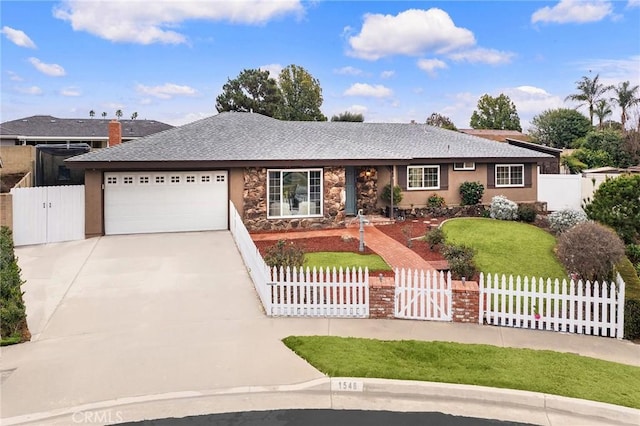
[68,112,552,163]
[0,115,173,139]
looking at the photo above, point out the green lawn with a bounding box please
[441,218,566,279]
[283,336,640,409]
[304,252,392,271]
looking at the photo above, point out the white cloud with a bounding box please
[344,83,393,98]
[7,71,23,82]
[60,87,81,97]
[417,58,448,76]
[380,70,395,79]
[348,8,475,60]
[348,105,368,115]
[1,26,36,48]
[259,63,283,78]
[164,112,215,127]
[28,57,66,76]
[334,66,363,76]
[505,85,564,115]
[532,0,612,24]
[628,0,640,8]
[447,48,515,65]
[135,83,198,99]
[574,55,640,86]
[54,0,303,45]
[16,86,43,95]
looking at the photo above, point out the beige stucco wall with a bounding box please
[229,168,245,217]
[0,146,35,184]
[378,163,538,209]
[84,170,103,238]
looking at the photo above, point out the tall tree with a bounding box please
[101,112,107,119]
[610,80,640,128]
[565,74,610,126]
[115,109,123,120]
[469,94,521,131]
[425,112,457,130]
[278,64,327,121]
[89,110,95,118]
[593,99,612,129]
[215,68,283,117]
[530,108,592,148]
[331,111,364,122]
[130,112,138,120]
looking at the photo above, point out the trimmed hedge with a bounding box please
[616,257,640,340]
[0,227,30,343]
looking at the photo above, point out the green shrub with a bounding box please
[0,227,29,342]
[263,239,306,271]
[442,244,477,280]
[381,184,403,205]
[556,222,625,282]
[517,204,537,223]
[427,193,445,208]
[625,299,640,340]
[626,244,640,265]
[459,181,484,206]
[425,227,445,250]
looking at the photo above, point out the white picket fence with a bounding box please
[395,268,451,321]
[229,202,369,318]
[479,273,625,339]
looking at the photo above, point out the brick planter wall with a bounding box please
[451,280,480,323]
[369,276,395,319]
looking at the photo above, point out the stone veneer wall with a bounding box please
[356,167,378,214]
[242,166,348,231]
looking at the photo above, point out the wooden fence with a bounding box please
[479,273,625,339]
[395,268,452,321]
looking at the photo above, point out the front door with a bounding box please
[345,166,357,216]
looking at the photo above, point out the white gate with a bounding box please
[395,269,452,321]
[11,186,85,246]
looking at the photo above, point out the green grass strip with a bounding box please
[304,252,392,271]
[442,218,567,280]
[283,336,640,409]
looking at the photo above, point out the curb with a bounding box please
[3,378,638,426]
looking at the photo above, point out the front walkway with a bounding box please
[251,225,436,271]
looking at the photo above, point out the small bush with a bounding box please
[556,221,625,282]
[548,208,588,233]
[517,204,537,223]
[625,299,640,340]
[459,181,484,206]
[442,244,477,280]
[427,193,445,208]
[0,227,29,343]
[425,227,445,250]
[626,244,640,265]
[381,184,403,205]
[489,195,518,220]
[263,239,306,270]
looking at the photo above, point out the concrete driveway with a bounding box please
[1,232,324,420]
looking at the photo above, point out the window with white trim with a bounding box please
[407,165,440,190]
[495,164,524,187]
[268,169,322,218]
[454,162,475,171]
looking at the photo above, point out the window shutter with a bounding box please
[524,163,532,188]
[440,164,448,190]
[397,166,407,190]
[487,164,495,189]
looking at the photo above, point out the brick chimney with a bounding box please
[108,120,122,147]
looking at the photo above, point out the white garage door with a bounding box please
[104,171,228,235]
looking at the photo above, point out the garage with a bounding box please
[104,171,228,235]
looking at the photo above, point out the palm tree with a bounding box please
[89,110,95,118]
[565,74,611,126]
[610,81,640,128]
[101,111,107,119]
[131,112,138,120]
[593,99,612,129]
[115,109,123,120]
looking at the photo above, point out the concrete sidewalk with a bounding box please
[2,232,639,426]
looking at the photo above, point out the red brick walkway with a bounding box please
[251,226,436,271]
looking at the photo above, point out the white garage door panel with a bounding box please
[105,171,227,235]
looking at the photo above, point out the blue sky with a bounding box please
[1,1,639,130]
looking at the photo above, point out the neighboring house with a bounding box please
[0,115,173,148]
[458,129,532,143]
[66,112,553,237]
[505,138,562,174]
